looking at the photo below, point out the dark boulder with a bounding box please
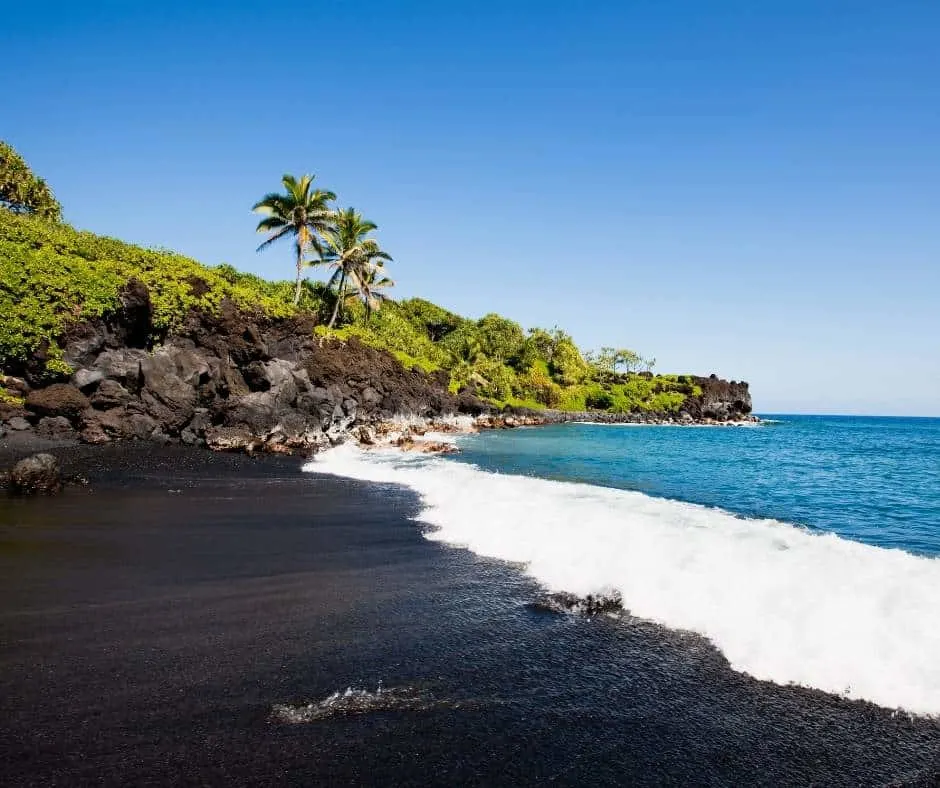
[7,453,62,495]
[93,349,148,389]
[528,591,623,617]
[216,391,282,436]
[80,406,158,441]
[204,424,264,453]
[1,400,26,424]
[62,321,108,368]
[138,349,198,431]
[90,379,132,409]
[72,368,104,391]
[26,384,90,421]
[35,416,76,440]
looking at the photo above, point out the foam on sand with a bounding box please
[306,446,940,715]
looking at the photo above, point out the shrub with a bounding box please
[585,388,614,410]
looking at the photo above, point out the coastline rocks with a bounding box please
[90,380,133,410]
[72,368,104,391]
[92,349,148,387]
[3,278,754,456]
[35,416,76,440]
[528,591,624,617]
[394,435,459,454]
[25,384,89,422]
[7,453,62,495]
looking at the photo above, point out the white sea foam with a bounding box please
[305,446,940,715]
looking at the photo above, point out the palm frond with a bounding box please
[255,225,293,252]
[251,193,287,213]
[255,215,287,232]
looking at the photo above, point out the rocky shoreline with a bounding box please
[1,281,754,474]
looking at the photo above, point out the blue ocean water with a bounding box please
[452,415,940,556]
[312,414,940,712]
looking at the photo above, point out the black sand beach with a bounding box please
[2,441,939,786]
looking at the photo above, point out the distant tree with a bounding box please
[642,356,657,373]
[526,327,558,362]
[590,347,643,375]
[444,330,485,391]
[613,348,642,374]
[518,326,574,369]
[444,328,483,366]
[549,337,590,386]
[319,207,392,327]
[593,347,618,373]
[621,349,642,373]
[475,313,525,362]
[349,263,395,320]
[252,173,336,305]
[0,141,62,221]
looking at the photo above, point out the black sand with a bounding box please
[2,441,939,786]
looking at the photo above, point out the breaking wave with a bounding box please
[306,446,940,715]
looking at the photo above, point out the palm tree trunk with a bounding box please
[328,271,346,328]
[293,241,303,305]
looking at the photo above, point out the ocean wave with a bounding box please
[305,446,940,715]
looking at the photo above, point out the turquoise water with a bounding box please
[313,414,940,712]
[453,415,940,556]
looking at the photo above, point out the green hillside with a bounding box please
[0,210,702,413]
[0,138,705,415]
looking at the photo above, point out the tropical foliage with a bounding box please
[317,207,392,327]
[0,141,62,221]
[252,174,336,305]
[0,211,299,374]
[0,150,699,415]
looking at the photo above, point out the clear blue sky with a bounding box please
[3,1,938,415]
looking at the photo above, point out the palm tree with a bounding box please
[349,264,395,320]
[252,174,336,305]
[319,207,392,328]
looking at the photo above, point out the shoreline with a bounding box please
[1,407,765,476]
[2,442,939,784]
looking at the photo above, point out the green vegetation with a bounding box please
[319,207,393,327]
[252,173,336,305]
[0,142,62,221]
[0,146,701,415]
[0,376,25,407]
[0,211,300,374]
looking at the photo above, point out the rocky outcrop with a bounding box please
[506,374,754,426]
[1,282,754,455]
[1,287,487,455]
[684,375,752,421]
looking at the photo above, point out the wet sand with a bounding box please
[1,441,939,786]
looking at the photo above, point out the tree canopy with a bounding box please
[318,207,392,327]
[0,141,62,221]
